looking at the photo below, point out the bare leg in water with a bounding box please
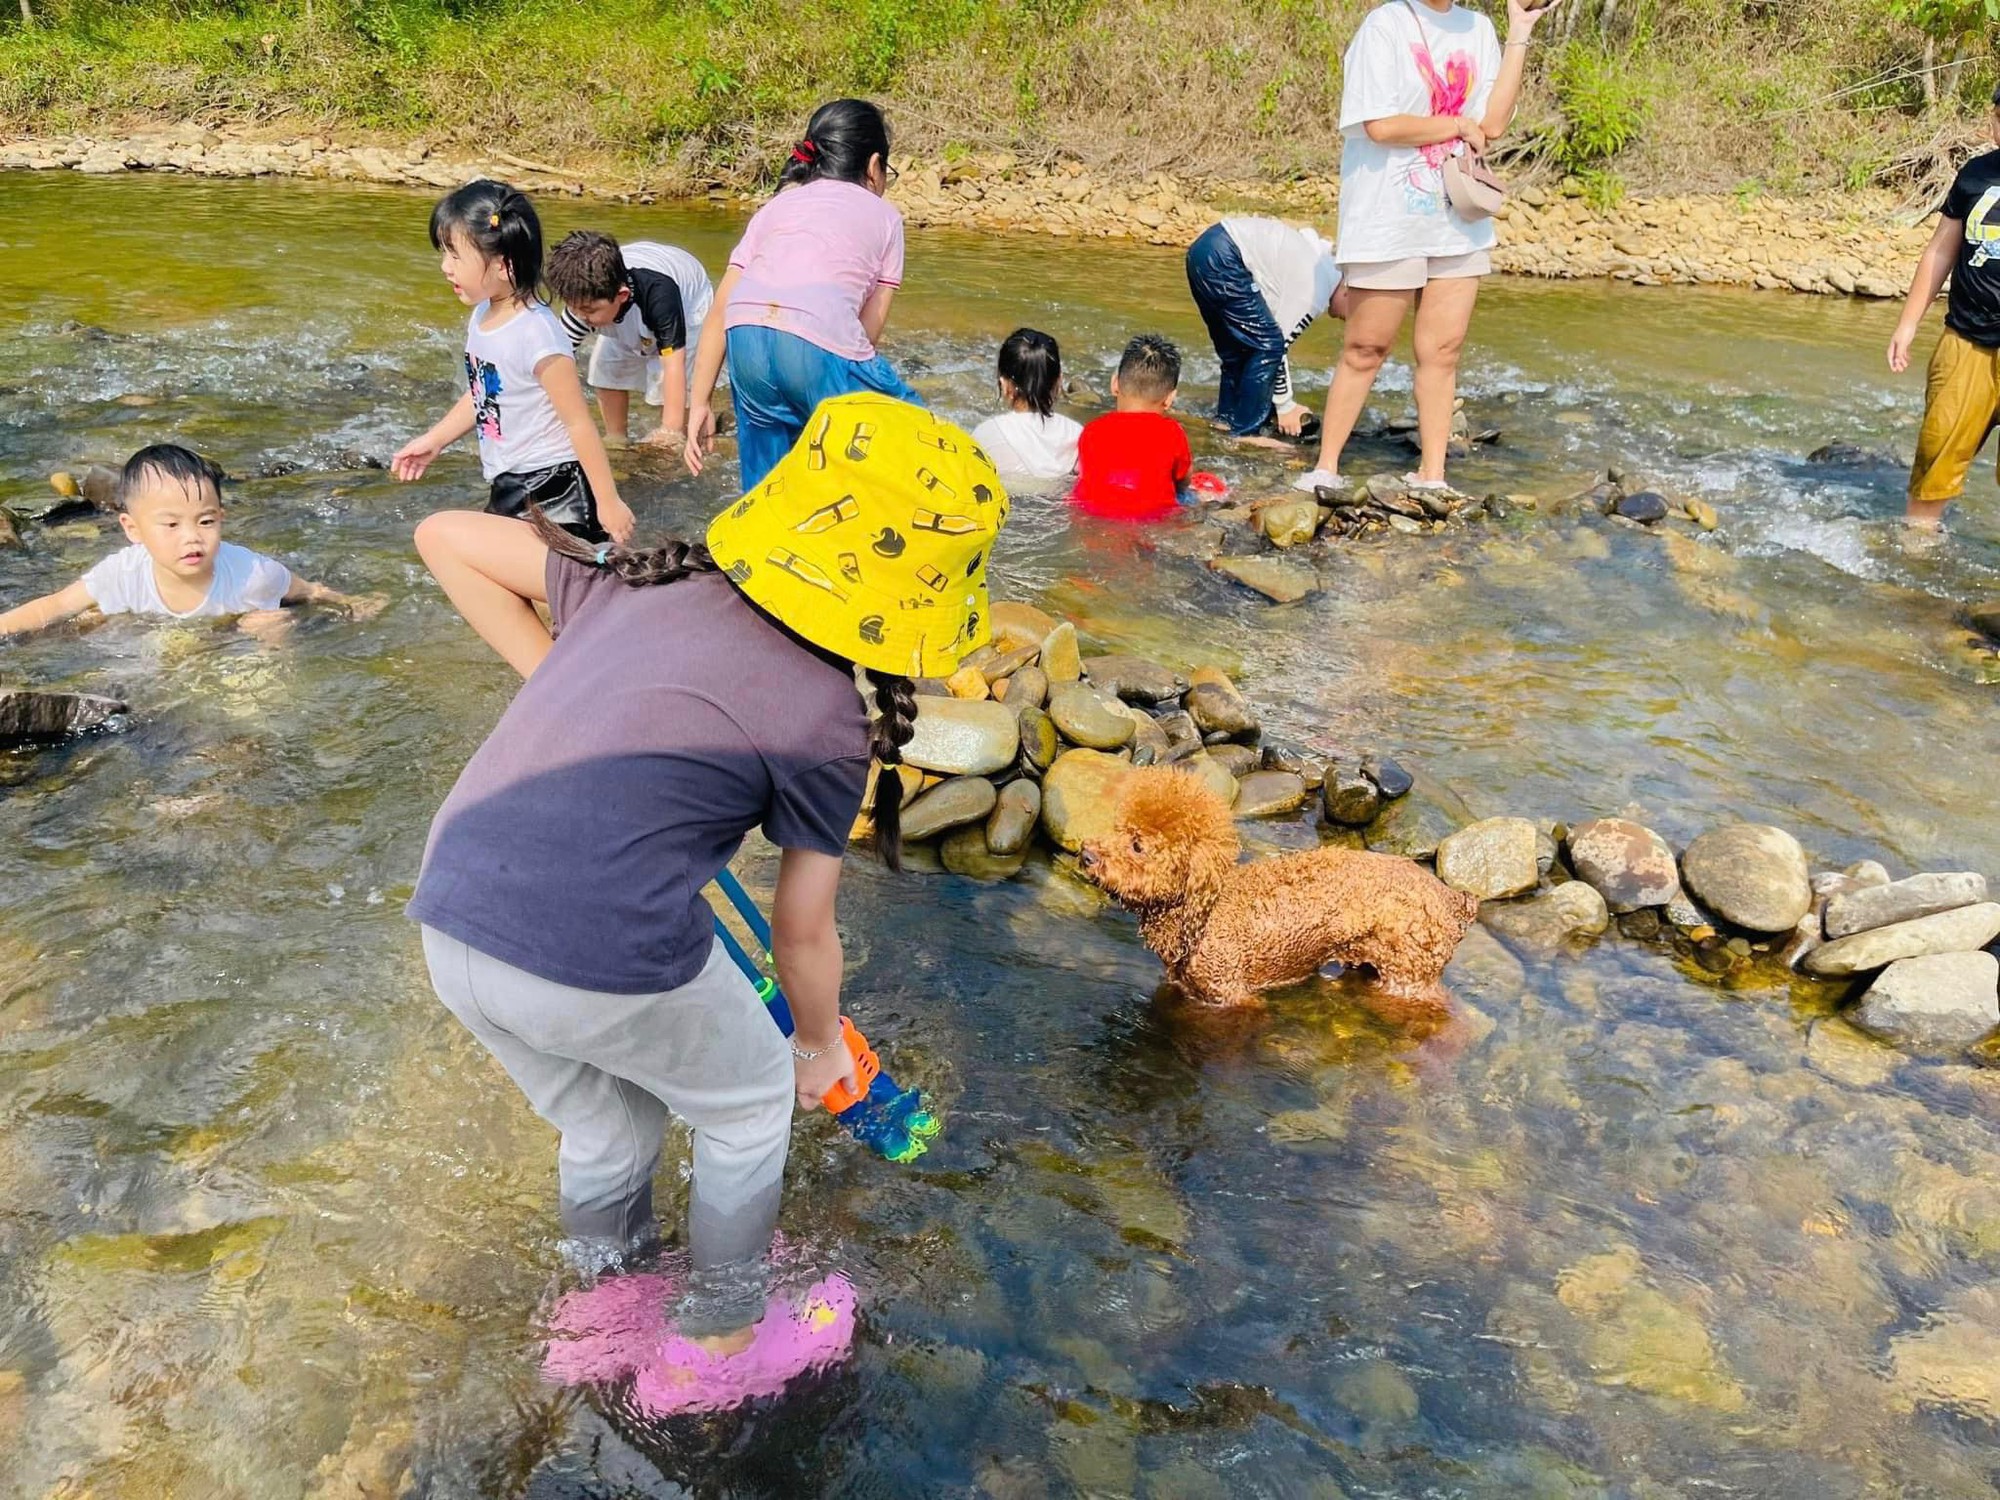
[1304,288,1414,482]
[413,510,555,678]
[1410,275,1481,485]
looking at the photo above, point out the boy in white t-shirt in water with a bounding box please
[0,444,373,637]
[549,230,715,451]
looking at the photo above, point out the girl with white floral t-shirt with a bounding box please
[1296,0,1564,496]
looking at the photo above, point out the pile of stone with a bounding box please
[876,602,1418,878]
[0,690,127,748]
[1443,811,2000,1057]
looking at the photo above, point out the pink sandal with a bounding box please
[541,1268,858,1415]
[632,1274,858,1416]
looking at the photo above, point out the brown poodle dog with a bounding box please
[1078,766,1479,1006]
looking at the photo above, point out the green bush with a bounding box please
[1549,41,1647,174]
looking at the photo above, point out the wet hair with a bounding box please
[528,508,916,870]
[997,328,1062,418]
[547,230,628,306]
[429,179,544,302]
[1116,333,1181,401]
[779,98,891,190]
[116,443,225,512]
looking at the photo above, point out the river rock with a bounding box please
[947,666,989,699]
[1185,680,1258,740]
[1261,742,1327,786]
[997,664,1048,711]
[1047,684,1135,751]
[1804,902,2000,976]
[0,690,127,744]
[1848,952,2000,1049]
[79,464,121,509]
[0,509,18,550]
[1205,744,1260,778]
[1040,621,1082,682]
[1613,490,1670,524]
[1825,871,1989,939]
[1233,770,1307,817]
[992,601,1056,649]
[1041,749,1134,851]
[1082,655,1186,705]
[1363,755,1413,798]
[1684,498,1719,531]
[1363,775,1470,861]
[1566,818,1680,912]
[1155,710,1202,762]
[979,642,1040,681]
[1259,498,1322,548]
[941,824,1027,880]
[1180,752,1240,807]
[1106,701,1171,764]
[904,698,1020,776]
[1209,555,1319,604]
[1481,880,1610,951]
[940,824,1024,880]
[1436,817,1540,900]
[1016,705,1059,774]
[1970,601,2000,644]
[987,778,1041,855]
[48,469,80,498]
[1888,1289,2000,1421]
[901,776,999,842]
[1679,823,1812,933]
[1322,765,1383,826]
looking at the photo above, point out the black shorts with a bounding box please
[487,460,606,543]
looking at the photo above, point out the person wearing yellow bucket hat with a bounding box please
[404,393,1004,1373]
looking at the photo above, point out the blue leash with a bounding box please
[711,867,938,1162]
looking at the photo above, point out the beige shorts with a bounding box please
[1341,250,1492,292]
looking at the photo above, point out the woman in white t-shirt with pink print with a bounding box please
[1296,0,1564,497]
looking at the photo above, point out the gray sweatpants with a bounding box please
[421,925,793,1334]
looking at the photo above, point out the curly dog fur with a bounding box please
[1079,766,1480,1006]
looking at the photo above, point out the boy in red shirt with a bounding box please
[1073,335,1192,520]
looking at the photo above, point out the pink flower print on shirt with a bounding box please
[1411,42,1473,173]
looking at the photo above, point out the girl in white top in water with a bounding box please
[392,181,635,546]
[1295,0,1564,495]
[970,329,1082,484]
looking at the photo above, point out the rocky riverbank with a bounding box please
[0,125,1929,300]
[893,599,2000,1062]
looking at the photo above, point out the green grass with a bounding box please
[0,0,1987,194]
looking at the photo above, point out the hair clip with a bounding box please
[790,139,819,164]
[488,211,501,228]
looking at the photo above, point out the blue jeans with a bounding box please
[725,325,922,489]
[1186,223,1289,437]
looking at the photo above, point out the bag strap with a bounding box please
[1399,0,1441,77]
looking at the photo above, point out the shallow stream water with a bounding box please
[4,173,2000,1498]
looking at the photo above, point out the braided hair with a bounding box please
[530,509,916,869]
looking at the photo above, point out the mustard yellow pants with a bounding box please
[1911,327,2000,503]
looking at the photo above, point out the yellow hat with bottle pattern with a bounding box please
[706,393,1010,679]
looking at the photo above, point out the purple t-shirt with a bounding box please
[408,562,871,994]
[723,179,905,361]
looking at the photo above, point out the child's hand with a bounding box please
[1888,326,1917,374]
[637,426,685,453]
[391,435,443,483]
[599,494,637,545]
[793,1034,860,1113]
[342,592,390,622]
[685,403,717,476]
[1455,117,1489,153]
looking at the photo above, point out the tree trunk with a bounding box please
[1924,35,1938,112]
[17,0,32,27]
